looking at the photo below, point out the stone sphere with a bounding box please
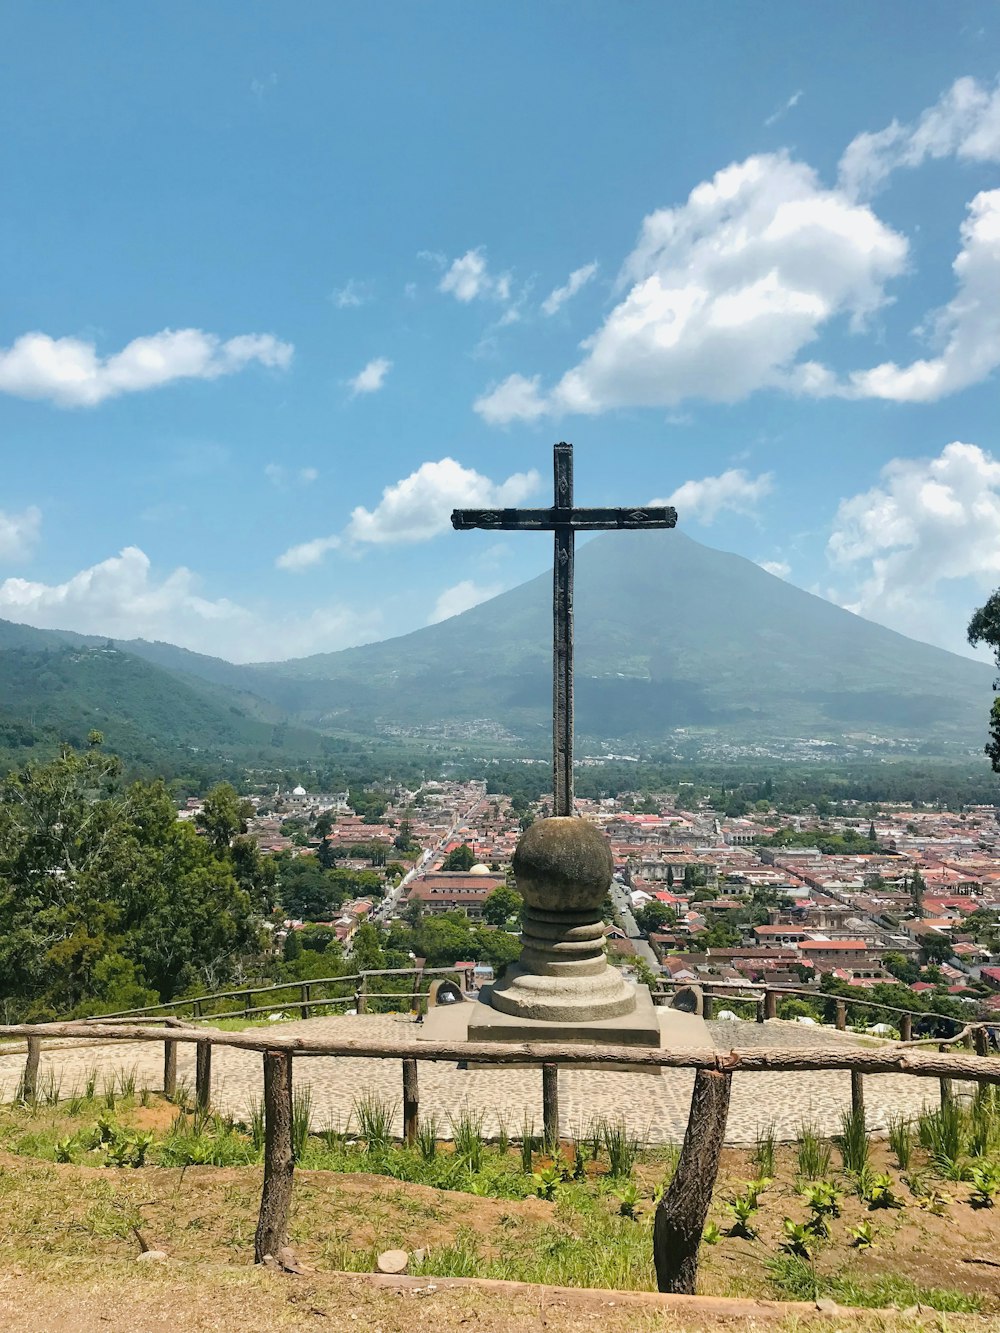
[512,816,613,912]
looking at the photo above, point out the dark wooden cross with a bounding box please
[452,442,677,817]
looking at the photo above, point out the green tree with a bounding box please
[442,843,476,871]
[968,592,1000,768]
[482,884,522,927]
[195,783,254,852]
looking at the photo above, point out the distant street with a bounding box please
[610,876,660,970]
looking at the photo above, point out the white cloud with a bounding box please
[428,579,504,624]
[654,468,774,524]
[0,545,381,662]
[331,279,369,309]
[764,89,803,128]
[0,328,293,408]
[276,534,341,572]
[827,441,1000,650]
[345,458,540,546]
[541,263,598,316]
[0,504,41,561]
[439,248,511,303]
[265,464,319,488]
[348,357,392,395]
[844,189,1000,402]
[838,76,1000,198]
[758,559,791,579]
[474,153,907,423]
[276,457,541,571]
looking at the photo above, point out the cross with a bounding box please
[452,442,677,817]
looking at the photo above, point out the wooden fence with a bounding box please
[1,1016,998,1292]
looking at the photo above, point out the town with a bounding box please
[220,777,1000,1027]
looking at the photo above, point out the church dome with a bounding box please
[292,784,307,797]
[469,863,492,876]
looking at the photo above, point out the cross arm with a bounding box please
[451,506,678,531]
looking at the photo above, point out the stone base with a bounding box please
[468,982,661,1047]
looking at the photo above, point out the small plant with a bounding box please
[494,1111,510,1156]
[801,1181,842,1218]
[702,1221,721,1245]
[450,1107,486,1173]
[66,1087,85,1116]
[571,1139,587,1180]
[519,1114,535,1173]
[858,1167,902,1210]
[106,1130,155,1169]
[139,1086,152,1109]
[416,1112,439,1162]
[42,1070,63,1106]
[83,1066,99,1100]
[101,1076,117,1112]
[887,1114,913,1170]
[850,1220,876,1250]
[918,1100,963,1163]
[117,1066,138,1100]
[728,1192,759,1239]
[796,1122,831,1180]
[531,1164,562,1200]
[779,1218,814,1259]
[602,1117,639,1179]
[54,1137,76,1163]
[968,1160,1000,1208]
[837,1106,870,1176]
[614,1181,642,1219]
[743,1176,773,1207]
[753,1121,776,1179]
[247,1096,265,1154]
[291,1084,313,1161]
[934,1153,969,1183]
[353,1089,396,1155]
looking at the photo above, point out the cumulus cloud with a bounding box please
[0,504,41,560]
[541,263,598,316]
[475,153,907,423]
[439,248,511,303]
[348,357,392,395]
[845,188,1000,402]
[0,328,293,408]
[653,468,774,524]
[827,441,1000,650]
[758,558,791,579]
[0,545,381,662]
[428,579,504,624]
[838,75,1000,199]
[275,457,541,570]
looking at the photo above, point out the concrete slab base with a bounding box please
[418,988,710,1073]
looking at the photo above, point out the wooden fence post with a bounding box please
[974,1026,989,1059]
[542,1063,559,1151]
[764,989,778,1021]
[254,1050,294,1264]
[402,1058,419,1146]
[900,1012,913,1042]
[244,991,253,1018]
[755,998,765,1024]
[702,993,714,1020]
[192,999,202,1019]
[850,1070,865,1119]
[163,1039,178,1099]
[835,1001,847,1031]
[19,1035,41,1102]
[356,974,368,1015]
[938,1041,952,1107]
[196,1040,212,1110]
[653,1068,732,1294]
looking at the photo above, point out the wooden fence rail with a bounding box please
[2,1018,997,1290]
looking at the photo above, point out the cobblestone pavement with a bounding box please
[0,1015,964,1145]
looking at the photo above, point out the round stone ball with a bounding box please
[512,816,613,912]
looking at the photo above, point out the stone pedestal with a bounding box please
[467,816,661,1050]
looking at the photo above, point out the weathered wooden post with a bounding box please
[702,992,714,1020]
[196,1039,212,1110]
[19,1035,41,1102]
[764,989,778,1021]
[899,1012,913,1042]
[301,983,311,1021]
[653,1068,732,1294]
[356,974,368,1015]
[835,1000,847,1031]
[974,1025,989,1059]
[244,990,253,1018]
[850,1070,865,1119]
[193,999,202,1019]
[938,1041,953,1107]
[542,1063,559,1151]
[755,997,765,1023]
[163,1038,178,1099]
[402,1058,419,1146]
[254,1049,294,1263]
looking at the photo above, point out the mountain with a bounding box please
[1,532,995,757]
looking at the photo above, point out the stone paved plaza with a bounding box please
[0,1014,963,1145]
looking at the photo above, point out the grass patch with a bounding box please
[767,1254,982,1313]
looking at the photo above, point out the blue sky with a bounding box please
[1,1,998,662]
